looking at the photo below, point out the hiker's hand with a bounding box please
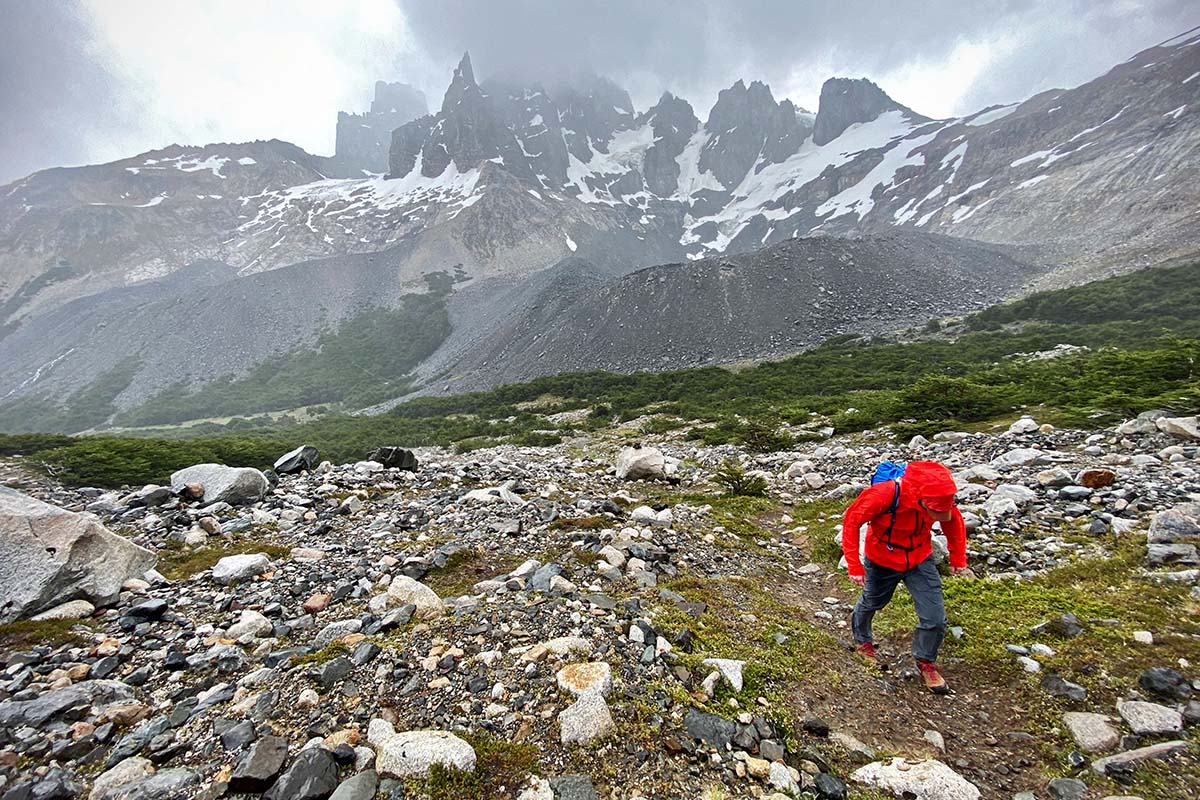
[849,573,865,587]
[950,566,974,578]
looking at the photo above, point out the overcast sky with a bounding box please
[0,0,1194,185]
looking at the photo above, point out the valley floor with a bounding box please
[1,412,1198,799]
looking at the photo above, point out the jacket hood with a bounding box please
[901,461,958,503]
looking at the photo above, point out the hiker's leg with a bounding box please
[904,555,948,662]
[852,559,903,645]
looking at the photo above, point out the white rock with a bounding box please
[30,599,95,621]
[558,691,615,745]
[701,658,745,692]
[1156,416,1200,440]
[990,448,1044,469]
[852,758,980,800]
[211,553,272,585]
[1007,417,1039,434]
[556,662,613,697]
[226,609,272,639]
[370,722,477,778]
[385,576,443,620]
[1117,700,1183,735]
[615,446,666,480]
[169,463,269,505]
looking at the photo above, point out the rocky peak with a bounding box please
[700,79,807,189]
[370,81,427,117]
[640,93,700,196]
[812,77,925,145]
[440,53,480,114]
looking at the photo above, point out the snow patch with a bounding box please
[1184,71,1200,84]
[134,194,167,207]
[1165,105,1187,119]
[964,104,1018,127]
[1017,174,1050,189]
[237,157,257,165]
[565,234,577,252]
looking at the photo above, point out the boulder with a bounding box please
[212,554,272,585]
[1117,700,1183,735]
[558,691,615,745]
[169,464,269,505]
[615,445,666,480]
[366,447,420,471]
[368,720,476,777]
[0,488,156,623]
[556,662,613,697]
[1062,712,1118,753]
[274,445,320,475]
[385,576,443,619]
[852,758,980,800]
[263,746,339,800]
[1156,415,1200,440]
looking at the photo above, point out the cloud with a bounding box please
[396,0,1197,117]
[0,0,1194,184]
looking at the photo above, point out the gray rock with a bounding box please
[313,619,363,650]
[1147,542,1198,566]
[263,746,340,800]
[0,679,134,728]
[0,487,157,622]
[328,769,378,800]
[700,658,744,692]
[211,553,272,585]
[89,757,155,800]
[684,708,736,750]
[558,691,615,745]
[1117,700,1183,735]
[29,599,95,621]
[229,735,290,793]
[366,447,420,471]
[169,464,269,505]
[274,445,320,475]
[108,768,198,800]
[1062,712,1118,753]
[1048,777,1088,800]
[1138,667,1193,702]
[1091,740,1188,774]
[549,775,600,800]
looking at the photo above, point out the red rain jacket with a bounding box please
[841,461,968,576]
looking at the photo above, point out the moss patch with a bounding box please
[0,617,95,650]
[409,734,540,800]
[157,537,291,581]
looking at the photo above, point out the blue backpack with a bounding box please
[870,461,908,552]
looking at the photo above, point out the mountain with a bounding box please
[0,32,1198,429]
[330,81,428,176]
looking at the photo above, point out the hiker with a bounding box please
[841,460,968,694]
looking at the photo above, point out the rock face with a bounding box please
[3,35,1199,427]
[169,464,269,505]
[852,758,981,800]
[812,77,925,145]
[0,488,156,622]
[333,81,427,175]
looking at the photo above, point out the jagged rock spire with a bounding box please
[812,77,928,145]
[441,52,478,114]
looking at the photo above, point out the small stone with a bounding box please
[559,691,616,745]
[1062,712,1118,753]
[556,662,613,698]
[229,735,290,793]
[1117,700,1183,735]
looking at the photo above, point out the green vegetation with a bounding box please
[115,275,454,426]
[711,461,768,497]
[1,262,1197,487]
[0,617,95,650]
[408,734,540,800]
[157,537,290,581]
[294,641,351,667]
[0,357,141,434]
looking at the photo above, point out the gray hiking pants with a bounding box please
[852,554,948,663]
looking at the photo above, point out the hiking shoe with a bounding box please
[856,642,886,670]
[917,660,950,694]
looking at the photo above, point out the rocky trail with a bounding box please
[1,411,1198,800]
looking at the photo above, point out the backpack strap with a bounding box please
[880,479,914,552]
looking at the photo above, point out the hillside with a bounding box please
[1,33,1197,425]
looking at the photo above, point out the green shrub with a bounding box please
[712,461,768,497]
